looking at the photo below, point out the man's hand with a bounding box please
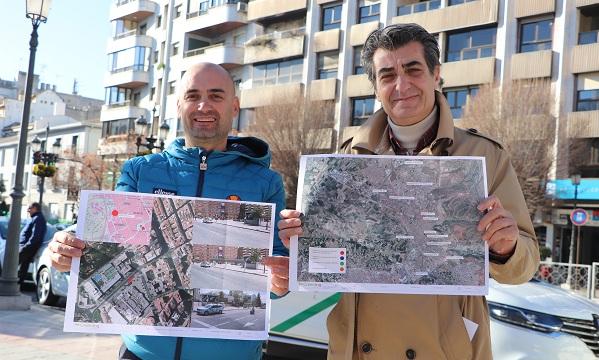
[477,195,519,256]
[47,231,85,272]
[263,256,289,296]
[278,209,303,248]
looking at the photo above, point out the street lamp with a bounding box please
[31,125,60,206]
[566,173,581,288]
[0,0,52,303]
[135,105,170,155]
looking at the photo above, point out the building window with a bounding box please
[448,0,476,5]
[150,87,156,101]
[154,50,159,64]
[105,87,132,106]
[156,15,162,28]
[175,4,182,18]
[317,51,338,80]
[169,81,176,95]
[358,1,380,24]
[351,97,375,126]
[172,42,179,56]
[322,3,342,31]
[71,135,78,154]
[253,59,303,87]
[446,27,496,62]
[102,118,135,137]
[519,18,553,53]
[108,46,149,72]
[576,89,599,112]
[353,46,364,74]
[443,86,479,119]
[397,0,441,16]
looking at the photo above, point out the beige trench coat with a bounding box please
[327,91,540,360]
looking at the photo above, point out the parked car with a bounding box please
[32,225,71,306]
[196,303,224,315]
[199,261,211,268]
[267,279,599,359]
[202,218,213,224]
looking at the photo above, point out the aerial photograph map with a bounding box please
[290,155,489,295]
[64,191,274,340]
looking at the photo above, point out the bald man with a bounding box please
[48,63,288,360]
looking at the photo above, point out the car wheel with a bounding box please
[37,267,59,306]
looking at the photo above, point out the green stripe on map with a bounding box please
[271,293,341,333]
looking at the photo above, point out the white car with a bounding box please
[267,279,599,359]
[31,224,71,305]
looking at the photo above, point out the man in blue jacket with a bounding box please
[48,62,288,360]
[18,202,47,285]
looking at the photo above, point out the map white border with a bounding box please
[64,190,276,340]
[289,154,489,296]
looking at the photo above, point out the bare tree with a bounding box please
[245,99,336,206]
[54,151,123,193]
[458,79,556,217]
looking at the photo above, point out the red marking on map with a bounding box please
[112,210,119,217]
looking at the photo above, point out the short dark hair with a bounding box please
[29,202,41,211]
[361,23,440,85]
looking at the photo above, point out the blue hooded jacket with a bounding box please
[116,136,287,360]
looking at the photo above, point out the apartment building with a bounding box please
[102,0,599,263]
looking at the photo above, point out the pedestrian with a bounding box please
[18,202,47,285]
[47,62,287,360]
[274,23,540,359]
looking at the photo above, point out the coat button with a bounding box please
[360,342,372,353]
[406,349,416,359]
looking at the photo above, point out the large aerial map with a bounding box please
[289,155,489,295]
[64,191,274,340]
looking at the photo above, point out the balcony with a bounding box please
[98,134,137,156]
[182,43,244,70]
[397,0,441,16]
[247,0,307,23]
[568,110,599,138]
[441,57,495,87]
[240,82,303,108]
[577,0,599,7]
[346,74,374,97]
[350,22,380,47]
[104,66,150,88]
[244,28,305,64]
[185,2,247,38]
[392,0,498,34]
[514,0,555,18]
[313,29,341,52]
[510,50,552,80]
[100,103,145,122]
[309,78,337,101]
[107,33,153,54]
[572,42,599,73]
[110,0,158,22]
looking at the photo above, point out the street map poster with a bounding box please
[289,155,489,295]
[64,190,275,340]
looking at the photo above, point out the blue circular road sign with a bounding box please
[570,208,588,226]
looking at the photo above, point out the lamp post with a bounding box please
[566,174,581,289]
[31,125,61,207]
[0,0,52,303]
[135,105,170,155]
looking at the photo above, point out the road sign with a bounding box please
[570,208,588,226]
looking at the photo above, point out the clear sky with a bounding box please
[0,0,111,100]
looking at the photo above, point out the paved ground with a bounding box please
[190,264,267,291]
[0,286,121,360]
[192,307,266,331]
[193,221,271,247]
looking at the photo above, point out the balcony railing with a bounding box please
[579,30,599,45]
[109,64,147,74]
[184,43,225,58]
[105,100,140,109]
[113,29,138,40]
[246,27,305,46]
[397,0,441,16]
[186,0,242,19]
[115,0,135,6]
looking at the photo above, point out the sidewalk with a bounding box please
[221,219,271,234]
[0,300,121,360]
[213,263,268,277]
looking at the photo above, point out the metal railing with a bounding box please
[183,42,225,58]
[397,0,441,16]
[186,0,242,19]
[113,29,138,40]
[115,0,135,6]
[246,27,306,46]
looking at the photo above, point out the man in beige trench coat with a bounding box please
[268,23,540,360]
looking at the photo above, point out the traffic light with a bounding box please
[32,151,42,164]
[0,201,9,216]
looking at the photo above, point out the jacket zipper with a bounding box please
[195,152,210,197]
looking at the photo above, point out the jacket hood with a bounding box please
[164,136,272,167]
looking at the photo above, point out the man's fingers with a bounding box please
[477,195,502,212]
[271,283,288,297]
[50,252,73,271]
[278,217,303,231]
[280,209,301,220]
[271,274,289,290]
[477,208,512,232]
[487,228,518,255]
[482,217,514,241]
[263,256,289,267]
[53,231,85,249]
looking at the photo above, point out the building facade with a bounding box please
[102,0,599,263]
